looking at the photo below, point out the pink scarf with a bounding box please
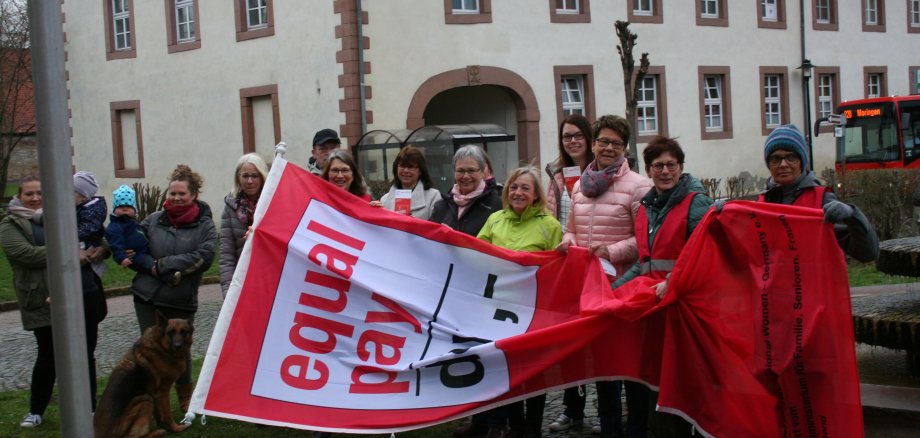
[451,180,486,219]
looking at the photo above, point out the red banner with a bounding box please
[191,160,862,437]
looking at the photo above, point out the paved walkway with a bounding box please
[2,283,917,435]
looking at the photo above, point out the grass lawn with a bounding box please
[4,181,18,198]
[0,360,457,438]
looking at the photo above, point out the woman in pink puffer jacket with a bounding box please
[555,114,652,438]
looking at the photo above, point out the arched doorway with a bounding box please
[406,66,541,177]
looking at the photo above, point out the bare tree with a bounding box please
[615,20,649,169]
[0,0,34,200]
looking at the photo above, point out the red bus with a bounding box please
[819,95,920,172]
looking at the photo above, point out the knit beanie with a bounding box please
[73,171,99,199]
[763,124,809,171]
[112,184,138,212]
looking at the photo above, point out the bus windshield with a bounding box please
[840,102,900,163]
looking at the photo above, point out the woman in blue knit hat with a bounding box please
[758,124,879,262]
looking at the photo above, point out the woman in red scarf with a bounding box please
[130,164,218,422]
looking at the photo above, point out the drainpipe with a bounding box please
[356,0,367,136]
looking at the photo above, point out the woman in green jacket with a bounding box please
[0,176,107,429]
[476,166,562,438]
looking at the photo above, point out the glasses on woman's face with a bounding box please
[649,161,680,173]
[767,153,801,167]
[329,167,353,175]
[398,164,419,171]
[454,168,481,176]
[562,132,585,143]
[238,173,261,181]
[595,138,626,150]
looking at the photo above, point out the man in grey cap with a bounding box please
[308,128,341,175]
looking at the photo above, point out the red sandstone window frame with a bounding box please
[698,66,733,140]
[103,0,137,61]
[444,0,492,24]
[813,66,840,134]
[862,0,886,32]
[759,66,790,135]
[696,0,728,27]
[165,0,201,53]
[235,0,275,42]
[628,0,663,24]
[813,0,838,31]
[758,0,787,29]
[550,0,590,23]
[240,85,281,154]
[553,65,596,126]
[110,100,145,178]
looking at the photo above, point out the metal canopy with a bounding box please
[353,124,515,197]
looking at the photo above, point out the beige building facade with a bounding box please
[63,1,920,209]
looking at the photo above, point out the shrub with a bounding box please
[834,168,920,240]
[132,182,166,222]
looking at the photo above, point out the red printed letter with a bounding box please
[307,220,366,251]
[357,330,405,366]
[349,366,409,394]
[308,244,358,280]
[366,293,422,333]
[280,354,329,390]
[300,270,351,313]
[289,311,355,354]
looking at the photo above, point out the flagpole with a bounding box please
[28,1,94,436]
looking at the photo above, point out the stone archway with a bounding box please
[406,66,541,166]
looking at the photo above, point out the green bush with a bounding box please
[833,168,920,241]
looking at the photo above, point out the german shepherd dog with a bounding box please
[94,311,193,438]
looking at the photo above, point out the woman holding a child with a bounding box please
[130,164,218,415]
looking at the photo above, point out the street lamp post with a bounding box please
[798,59,815,171]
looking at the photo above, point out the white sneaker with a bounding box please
[591,423,602,434]
[20,413,42,428]
[548,413,583,431]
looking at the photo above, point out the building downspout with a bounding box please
[356,0,367,135]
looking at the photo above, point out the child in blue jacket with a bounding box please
[106,185,155,275]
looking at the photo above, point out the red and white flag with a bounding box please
[190,158,862,437]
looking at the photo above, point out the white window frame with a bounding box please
[703,75,723,132]
[818,75,834,119]
[175,0,195,42]
[637,76,658,135]
[867,73,882,98]
[815,0,831,23]
[912,0,920,27]
[764,75,782,128]
[113,0,131,50]
[633,0,653,16]
[452,0,480,14]
[865,0,878,25]
[556,0,580,14]
[761,0,778,21]
[561,75,586,116]
[247,0,268,29]
[701,0,719,18]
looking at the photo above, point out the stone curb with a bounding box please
[0,276,221,313]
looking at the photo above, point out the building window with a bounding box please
[104,0,136,60]
[445,0,492,23]
[453,0,479,13]
[110,100,144,178]
[636,76,658,135]
[635,67,669,142]
[698,66,732,140]
[758,0,787,29]
[561,76,585,116]
[760,67,789,134]
[909,0,920,33]
[166,0,201,53]
[911,66,920,95]
[864,67,888,98]
[628,0,662,24]
[813,67,840,133]
[813,0,838,31]
[697,0,728,26]
[862,0,886,31]
[554,66,596,125]
[234,0,274,41]
[550,0,590,23]
[240,85,281,155]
